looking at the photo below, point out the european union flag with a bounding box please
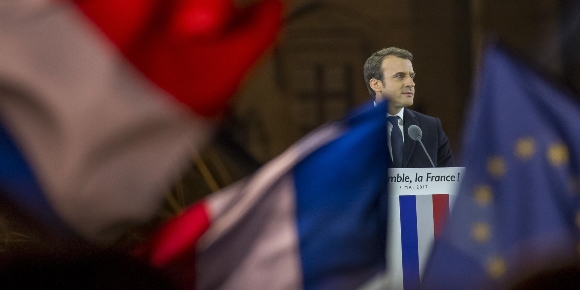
[421,44,580,289]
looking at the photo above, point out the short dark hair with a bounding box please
[363,47,413,98]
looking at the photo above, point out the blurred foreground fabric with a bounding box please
[422,44,580,289]
[137,101,389,290]
[0,0,281,243]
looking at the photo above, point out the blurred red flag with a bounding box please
[0,0,281,243]
[75,0,283,117]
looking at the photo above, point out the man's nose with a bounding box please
[405,77,415,87]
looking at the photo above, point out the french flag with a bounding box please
[136,102,390,290]
[396,194,450,290]
[0,0,281,243]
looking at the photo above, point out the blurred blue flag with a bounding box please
[137,101,390,290]
[421,44,580,289]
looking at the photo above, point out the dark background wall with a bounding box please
[227,0,571,166]
[168,0,580,211]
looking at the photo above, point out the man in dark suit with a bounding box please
[363,47,454,168]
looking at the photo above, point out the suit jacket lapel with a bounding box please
[403,109,419,167]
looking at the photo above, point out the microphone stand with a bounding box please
[417,139,435,168]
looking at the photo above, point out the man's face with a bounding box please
[371,55,415,114]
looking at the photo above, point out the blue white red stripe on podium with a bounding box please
[399,194,450,290]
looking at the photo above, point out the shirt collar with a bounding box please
[387,108,405,122]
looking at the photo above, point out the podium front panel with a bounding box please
[386,167,464,290]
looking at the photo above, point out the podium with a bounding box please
[385,167,465,290]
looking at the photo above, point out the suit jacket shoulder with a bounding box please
[402,109,454,168]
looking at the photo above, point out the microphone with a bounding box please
[408,125,435,167]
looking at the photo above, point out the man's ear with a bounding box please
[369,78,382,92]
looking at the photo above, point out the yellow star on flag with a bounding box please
[547,143,569,166]
[487,156,506,178]
[515,137,535,160]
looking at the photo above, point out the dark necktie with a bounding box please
[388,116,403,167]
